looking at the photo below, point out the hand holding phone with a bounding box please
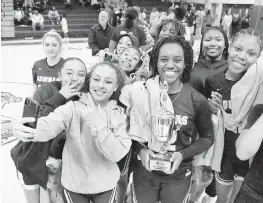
[22,98,40,129]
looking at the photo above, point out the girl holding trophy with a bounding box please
[120,36,214,203]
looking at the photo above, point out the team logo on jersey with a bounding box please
[37,76,59,83]
[168,115,188,144]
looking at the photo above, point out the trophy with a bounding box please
[149,81,175,172]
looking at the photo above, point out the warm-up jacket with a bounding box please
[11,81,68,188]
[88,23,114,56]
[191,56,228,85]
[34,93,132,194]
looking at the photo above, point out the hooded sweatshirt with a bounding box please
[34,94,131,194]
[191,56,228,85]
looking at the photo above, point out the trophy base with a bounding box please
[149,154,172,172]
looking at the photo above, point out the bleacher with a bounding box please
[1,0,169,40]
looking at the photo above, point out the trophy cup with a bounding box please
[149,81,175,172]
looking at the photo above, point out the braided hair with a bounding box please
[156,19,186,40]
[150,36,193,83]
[199,26,229,60]
[231,28,263,54]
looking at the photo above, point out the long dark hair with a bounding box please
[85,62,125,102]
[124,7,138,29]
[199,26,229,60]
[150,36,193,83]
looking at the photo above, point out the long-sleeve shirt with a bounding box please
[13,10,24,20]
[88,23,114,56]
[120,80,214,180]
[34,94,131,194]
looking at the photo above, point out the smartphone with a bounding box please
[22,97,40,129]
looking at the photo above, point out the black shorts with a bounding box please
[17,170,40,190]
[216,155,249,185]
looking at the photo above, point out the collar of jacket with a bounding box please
[98,23,109,31]
[198,56,228,70]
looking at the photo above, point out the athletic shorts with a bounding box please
[132,163,192,203]
[17,170,40,190]
[215,155,249,185]
[63,187,117,203]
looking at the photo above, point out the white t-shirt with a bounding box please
[61,18,68,33]
[13,10,23,20]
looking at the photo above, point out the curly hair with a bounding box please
[156,19,186,39]
[118,46,143,76]
[199,26,229,60]
[84,62,125,102]
[150,36,193,83]
[231,28,263,54]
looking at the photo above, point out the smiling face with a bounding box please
[43,36,61,58]
[118,48,141,73]
[59,60,86,91]
[228,35,261,75]
[89,65,118,106]
[202,29,225,60]
[159,22,176,39]
[117,36,133,55]
[157,43,185,84]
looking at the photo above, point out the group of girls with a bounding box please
[10,18,263,203]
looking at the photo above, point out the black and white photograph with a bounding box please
[1,0,263,202]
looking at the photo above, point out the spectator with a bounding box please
[91,0,101,11]
[140,8,147,23]
[205,10,214,28]
[221,9,232,38]
[48,6,60,25]
[109,7,147,53]
[64,0,73,10]
[13,7,24,26]
[33,0,45,13]
[61,13,69,43]
[195,10,202,39]
[167,7,175,20]
[133,5,144,26]
[23,7,33,25]
[14,0,24,9]
[232,9,241,35]
[32,9,44,31]
[241,13,250,29]
[104,1,114,25]
[149,7,159,27]
[88,11,114,56]
[186,9,195,35]
[199,6,206,33]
